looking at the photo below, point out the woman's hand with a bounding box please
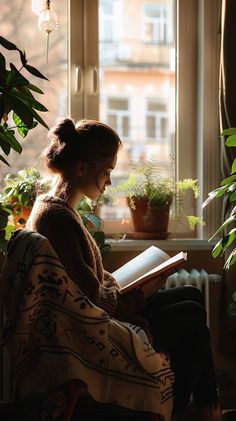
[140,275,167,300]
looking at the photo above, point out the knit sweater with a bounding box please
[26,195,150,336]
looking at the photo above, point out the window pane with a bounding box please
[0,1,68,185]
[99,0,175,219]
[146,116,156,138]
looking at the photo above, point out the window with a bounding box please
[1,0,221,238]
[106,97,130,139]
[98,0,176,220]
[143,3,169,44]
[0,1,68,182]
[145,99,169,140]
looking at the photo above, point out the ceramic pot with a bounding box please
[128,196,171,234]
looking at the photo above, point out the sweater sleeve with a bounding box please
[100,270,146,317]
[28,202,146,319]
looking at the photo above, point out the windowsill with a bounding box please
[107,237,217,251]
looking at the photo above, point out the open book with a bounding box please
[112,245,187,294]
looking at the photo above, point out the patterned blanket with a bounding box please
[0,229,174,420]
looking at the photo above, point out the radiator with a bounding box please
[166,269,222,328]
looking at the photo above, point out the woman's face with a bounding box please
[78,153,117,200]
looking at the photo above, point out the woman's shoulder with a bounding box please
[29,195,81,228]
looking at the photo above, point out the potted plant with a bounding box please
[203,127,236,314]
[0,168,50,252]
[111,157,203,238]
[0,35,49,166]
[0,173,111,259]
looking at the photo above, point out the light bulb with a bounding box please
[38,8,58,33]
[31,0,46,15]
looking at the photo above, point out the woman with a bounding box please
[27,117,222,420]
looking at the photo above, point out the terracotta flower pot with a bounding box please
[13,205,32,228]
[128,197,171,233]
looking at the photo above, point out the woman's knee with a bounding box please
[180,285,205,306]
[178,299,207,325]
[153,285,205,308]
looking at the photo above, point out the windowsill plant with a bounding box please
[110,157,204,238]
[0,168,50,252]
[0,169,111,259]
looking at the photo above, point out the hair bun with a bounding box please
[50,117,77,145]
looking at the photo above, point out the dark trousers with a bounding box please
[140,285,219,414]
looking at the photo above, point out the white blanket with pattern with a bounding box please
[0,229,174,420]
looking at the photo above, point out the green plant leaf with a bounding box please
[212,239,223,258]
[12,88,48,112]
[6,64,29,87]
[19,50,27,67]
[230,192,236,202]
[224,248,236,269]
[13,113,38,138]
[209,214,236,241]
[230,205,236,216]
[202,186,228,208]
[0,36,19,51]
[225,134,236,147]
[0,97,4,120]
[221,128,236,136]
[231,159,236,175]
[0,52,6,81]
[1,130,22,153]
[27,83,44,94]
[7,93,33,127]
[24,64,49,81]
[31,109,49,130]
[221,175,236,186]
[0,209,9,229]
[0,135,11,155]
[222,228,236,250]
[100,243,111,259]
[93,230,105,247]
[20,191,31,206]
[0,154,10,166]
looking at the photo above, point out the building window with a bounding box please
[106,97,130,139]
[146,99,169,140]
[143,3,169,45]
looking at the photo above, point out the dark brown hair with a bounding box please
[44,117,122,174]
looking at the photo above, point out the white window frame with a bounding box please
[143,3,169,44]
[68,0,221,239]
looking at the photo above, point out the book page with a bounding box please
[120,251,187,294]
[112,246,170,289]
